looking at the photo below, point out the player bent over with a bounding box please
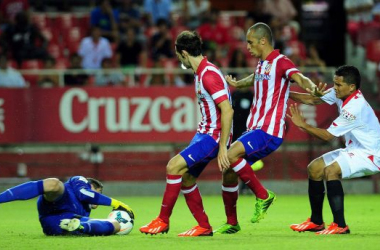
[0,176,134,236]
[140,31,234,237]
[288,65,380,234]
[214,22,321,234]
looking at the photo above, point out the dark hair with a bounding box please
[335,65,361,89]
[175,31,202,57]
[87,177,104,190]
[248,22,273,45]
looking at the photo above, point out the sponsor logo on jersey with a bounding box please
[341,109,356,121]
[255,74,271,81]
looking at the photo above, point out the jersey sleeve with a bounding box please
[202,70,229,105]
[327,105,361,137]
[320,88,337,105]
[69,176,112,206]
[278,56,300,80]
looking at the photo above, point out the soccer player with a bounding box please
[0,176,134,236]
[214,22,321,234]
[288,65,380,234]
[139,30,234,237]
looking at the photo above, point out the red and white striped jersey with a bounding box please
[195,57,232,143]
[247,50,300,138]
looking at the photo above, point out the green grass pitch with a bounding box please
[0,195,379,250]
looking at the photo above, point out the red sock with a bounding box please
[182,184,211,229]
[222,184,239,226]
[231,158,268,199]
[158,174,182,224]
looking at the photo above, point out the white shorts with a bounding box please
[322,148,380,179]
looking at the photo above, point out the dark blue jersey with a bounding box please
[37,176,100,219]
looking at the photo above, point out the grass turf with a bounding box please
[0,195,379,250]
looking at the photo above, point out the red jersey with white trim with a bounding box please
[321,88,380,156]
[247,50,300,138]
[195,57,232,144]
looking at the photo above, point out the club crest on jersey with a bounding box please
[341,109,356,121]
[265,64,272,74]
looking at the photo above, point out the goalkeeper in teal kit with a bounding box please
[0,176,134,236]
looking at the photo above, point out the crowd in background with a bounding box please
[0,0,379,103]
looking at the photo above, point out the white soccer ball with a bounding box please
[107,210,134,235]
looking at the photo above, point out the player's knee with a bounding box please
[43,178,63,193]
[307,160,324,180]
[166,158,182,175]
[323,166,339,180]
[222,169,238,185]
[182,173,196,187]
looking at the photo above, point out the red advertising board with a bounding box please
[0,87,338,144]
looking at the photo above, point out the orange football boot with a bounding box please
[140,217,169,235]
[315,222,350,235]
[178,225,213,237]
[290,218,325,232]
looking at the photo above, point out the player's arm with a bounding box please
[71,177,134,215]
[225,73,254,88]
[286,104,335,141]
[291,72,324,97]
[217,99,234,172]
[289,91,325,105]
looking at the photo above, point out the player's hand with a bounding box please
[306,82,329,97]
[218,146,230,172]
[225,75,238,87]
[111,198,135,219]
[286,104,306,128]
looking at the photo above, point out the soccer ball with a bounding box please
[107,210,134,235]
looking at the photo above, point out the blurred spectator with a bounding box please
[231,88,253,142]
[78,26,112,69]
[229,48,248,78]
[304,44,326,68]
[94,58,126,86]
[346,0,374,23]
[0,54,26,88]
[37,57,59,87]
[246,0,273,26]
[197,9,229,55]
[118,0,142,34]
[150,18,173,62]
[0,0,29,25]
[116,27,147,68]
[143,0,172,26]
[0,11,49,67]
[183,0,210,29]
[64,53,89,86]
[264,0,297,25]
[90,0,120,42]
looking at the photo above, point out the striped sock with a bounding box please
[158,174,182,224]
[182,184,211,229]
[222,184,239,226]
[231,158,268,199]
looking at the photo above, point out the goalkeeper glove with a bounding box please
[111,198,135,219]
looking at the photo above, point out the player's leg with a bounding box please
[214,168,241,234]
[307,157,326,226]
[177,134,220,237]
[60,217,120,236]
[140,154,188,235]
[228,130,281,223]
[181,173,211,231]
[315,149,367,235]
[290,157,326,232]
[0,178,64,203]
